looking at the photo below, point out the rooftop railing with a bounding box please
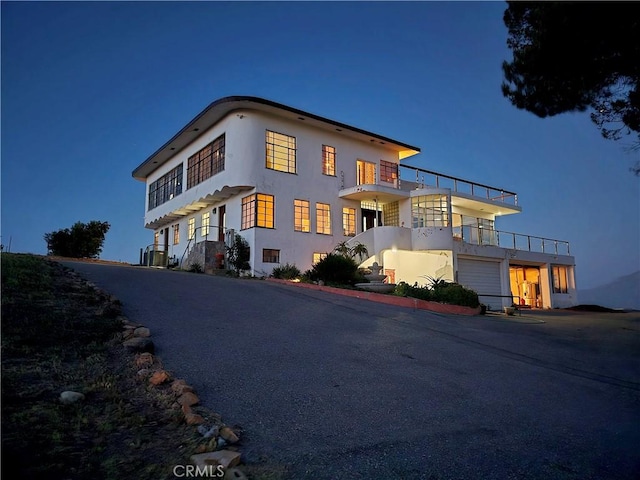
[453,225,570,256]
[400,165,518,206]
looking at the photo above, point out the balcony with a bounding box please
[400,165,522,216]
[453,225,571,256]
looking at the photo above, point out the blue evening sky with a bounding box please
[2,1,638,289]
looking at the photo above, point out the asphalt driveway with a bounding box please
[62,261,640,479]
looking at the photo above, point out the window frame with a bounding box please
[188,218,196,240]
[148,164,183,211]
[294,199,311,233]
[380,160,398,184]
[266,130,296,174]
[342,207,356,237]
[552,265,569,294]
[186,134,225,189]
[322,145,336,176]
[242,193,275,230]
[316,203,332,235]
[202,212,210,237]
[262,248,280,263]
[173,224,180,245]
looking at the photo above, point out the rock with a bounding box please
[177,392,199,407]
[185,412,206,425]
[224,468,249,480]
[190,450,241,469]
[135,353,154,368]
[96,301,122,318]
[219,426,239,444]
[123,337,154,354]
[137,368,151,378]
[149,370,170,386]
[60,391,85,405]
[171,379,195,395]
[133,327,151,337]
[120,330,135,341]
[197,425,219,438]
[181,404,192,415]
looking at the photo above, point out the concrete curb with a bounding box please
[267,278,482,316]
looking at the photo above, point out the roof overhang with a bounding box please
[339,184,410,204]
[132,96,421,181]
[145,185,253,229]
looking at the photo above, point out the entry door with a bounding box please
[362,209,380,231]
[218,205,226,242]
[163,228,169,253]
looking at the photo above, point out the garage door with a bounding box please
[457,258,503,311]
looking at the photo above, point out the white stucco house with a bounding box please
[132,96,577,310]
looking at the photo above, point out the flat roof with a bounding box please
[132,96,421,180]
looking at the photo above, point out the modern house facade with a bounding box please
[132,96,577,310]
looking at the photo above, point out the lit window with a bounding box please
[411,195,449,228]
[262,249,280,263]
[342,207,356,236]
[187,134,225,189]
[173,224,180,245]
[322,145,336,176]
[294,199,310,232]
[266,130,296,173]
[188,218,195,240]
[242,193,275,229]
[202,212,210,237]
[148,164,183,210]
[356,160,376,185]
[154,231,159,249]
[316,203,331,235]
[313,252,327,264]
[380,160,398,184]
[552,266,569,294]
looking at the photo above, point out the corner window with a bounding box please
[322,145,336,176]
[186,134,225,189]
[148,164,183,210]
[242,193,275,229]
[266,130,296,173]
[412,194,449,228]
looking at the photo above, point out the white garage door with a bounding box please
[457,258,503,311]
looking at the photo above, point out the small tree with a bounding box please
[309,253,359,285]
[333,241,369,262]
[44,221,110,258]
[226,233,250,275]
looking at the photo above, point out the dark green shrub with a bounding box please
[432,283,479,307]
[309,253,359,285]
[271,263,301,280]
[393,280,479,307]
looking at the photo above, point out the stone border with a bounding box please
[70,271,249,479]
[267,278,482,316]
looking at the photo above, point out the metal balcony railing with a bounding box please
[453,225,570,255]
[400,165,518,206]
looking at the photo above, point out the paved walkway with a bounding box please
[62,261,640,479]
